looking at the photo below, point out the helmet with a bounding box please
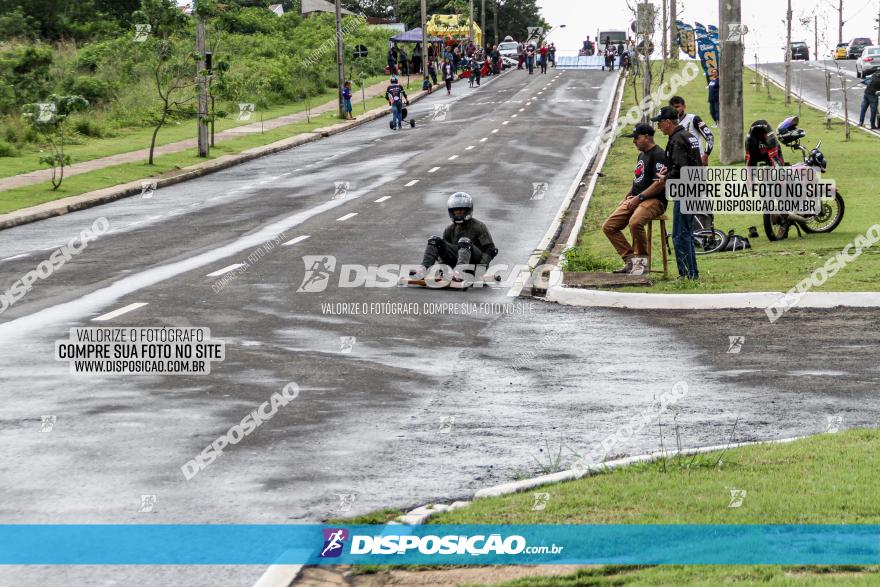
[390,75,398,83]
[447,192,473,224]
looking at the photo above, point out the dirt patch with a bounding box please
[296,565,591,586]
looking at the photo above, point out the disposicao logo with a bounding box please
[320,528,348,558]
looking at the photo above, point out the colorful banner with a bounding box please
[2,525,880,565]
[678,22,697,58]
[697,35,720,82]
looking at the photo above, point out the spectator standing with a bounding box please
[342,80,354,120]
[428,58,438,86]
[469,56,481,87]
[412,43,422,74]
[858,71,880,130]
[549,43,557,68]
[539,42,549,74]
[668,95,714,166]
[653,106,702,280]
[442,58,455,95]
[603,39,616,72]
[525,43,536,74]
[518,43,525,69]
[707,70,720,127]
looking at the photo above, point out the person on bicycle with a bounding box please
[745,119,784,167]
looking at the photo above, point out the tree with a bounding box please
[132,0,189,40]
[22,94,89,190]
[144,40,197,164]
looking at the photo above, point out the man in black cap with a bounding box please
[602,123,669,275]
[653,106,702,280]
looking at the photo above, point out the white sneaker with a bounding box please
[628,257,648,276]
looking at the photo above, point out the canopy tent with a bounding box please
[426,14,482,47]
[390,27,441,44]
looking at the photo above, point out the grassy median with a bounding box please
[566,63,880,292]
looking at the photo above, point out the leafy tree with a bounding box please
[21,94,89,189]
[143,40,197,165]
[132,0,190,40]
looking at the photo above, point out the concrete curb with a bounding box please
[544,288,880,310]
[367,435,810,527]
[0,87,435,232]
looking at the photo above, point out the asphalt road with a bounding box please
[760,59,879,128]
[2,65,880,586]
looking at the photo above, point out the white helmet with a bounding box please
[447,192,473,224]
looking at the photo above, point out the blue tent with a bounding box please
[391,27,441,43]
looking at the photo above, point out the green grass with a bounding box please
[566,63,880,292]
[335,430,880,585]
[0,74,402,180]
[0,89,405,214]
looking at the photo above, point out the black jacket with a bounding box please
[864,73,880,97]
[664,125,702,180]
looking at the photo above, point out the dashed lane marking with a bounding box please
[206,264,247,278]
[405,180,420,187]
[282,235,311,246]
[374,196,392,203]
[337,213,358,222]
[428,167,441,173]
[93,303,148,322]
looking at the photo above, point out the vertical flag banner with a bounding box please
[697,35,720,82]
[680,23,697,58]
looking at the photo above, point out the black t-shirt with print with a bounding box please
[631,144,668,203]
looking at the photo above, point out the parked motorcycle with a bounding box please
[763,117,845,241]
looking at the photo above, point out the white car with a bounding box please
[497,41,520,60]
[856,45,880,78]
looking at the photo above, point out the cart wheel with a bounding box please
[410,120,416,128]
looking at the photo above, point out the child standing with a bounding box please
[342,81,354,120]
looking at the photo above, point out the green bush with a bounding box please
[72,117,110,138]
[0,139,19,157]
[65,76,116,105]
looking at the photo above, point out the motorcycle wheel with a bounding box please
[693,229,729,255]
[800,191,845,234]
[764,213,790,241]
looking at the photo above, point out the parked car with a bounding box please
[833,42,849,60]
[856,45,880,78]
[497,41,520,60]
[848,37,872,59]
[786,41,809,61]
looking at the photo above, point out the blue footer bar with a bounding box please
[1,525,879,565]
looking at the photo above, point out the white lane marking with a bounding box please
[93,303,148,322]
[491,129,499,133]
[512,114,518,118]
[448,155,459,160]
[1,253,29,262]
[465,145,475,150]
[428,167,441,173]
[281,172,292,176]
[405,179,420,187]
[538,91,543,95]
[519,108,525,112]
[480,137,488,142]
[206,264,247,277]
[282,235,310,246]
[337,213,358,222]
[374,196,392,203]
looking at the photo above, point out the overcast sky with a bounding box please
[539,0,880,62]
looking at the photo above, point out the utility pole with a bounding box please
[785,0,792,105]
[719,0,744,164]
[195,2,209,158]
[469,0,475,44]
[493,0,498,46]
[481,0,486,50]
[814,14,818,61]
[838,0,844,44]
[421,0,427,74]
[335,0,345,119]
[877,1,879,45]
[669,0,678,61]
[662,0,668,60]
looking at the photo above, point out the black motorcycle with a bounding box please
[763,119,845,241]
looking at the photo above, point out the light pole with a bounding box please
[195,1,208,158]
